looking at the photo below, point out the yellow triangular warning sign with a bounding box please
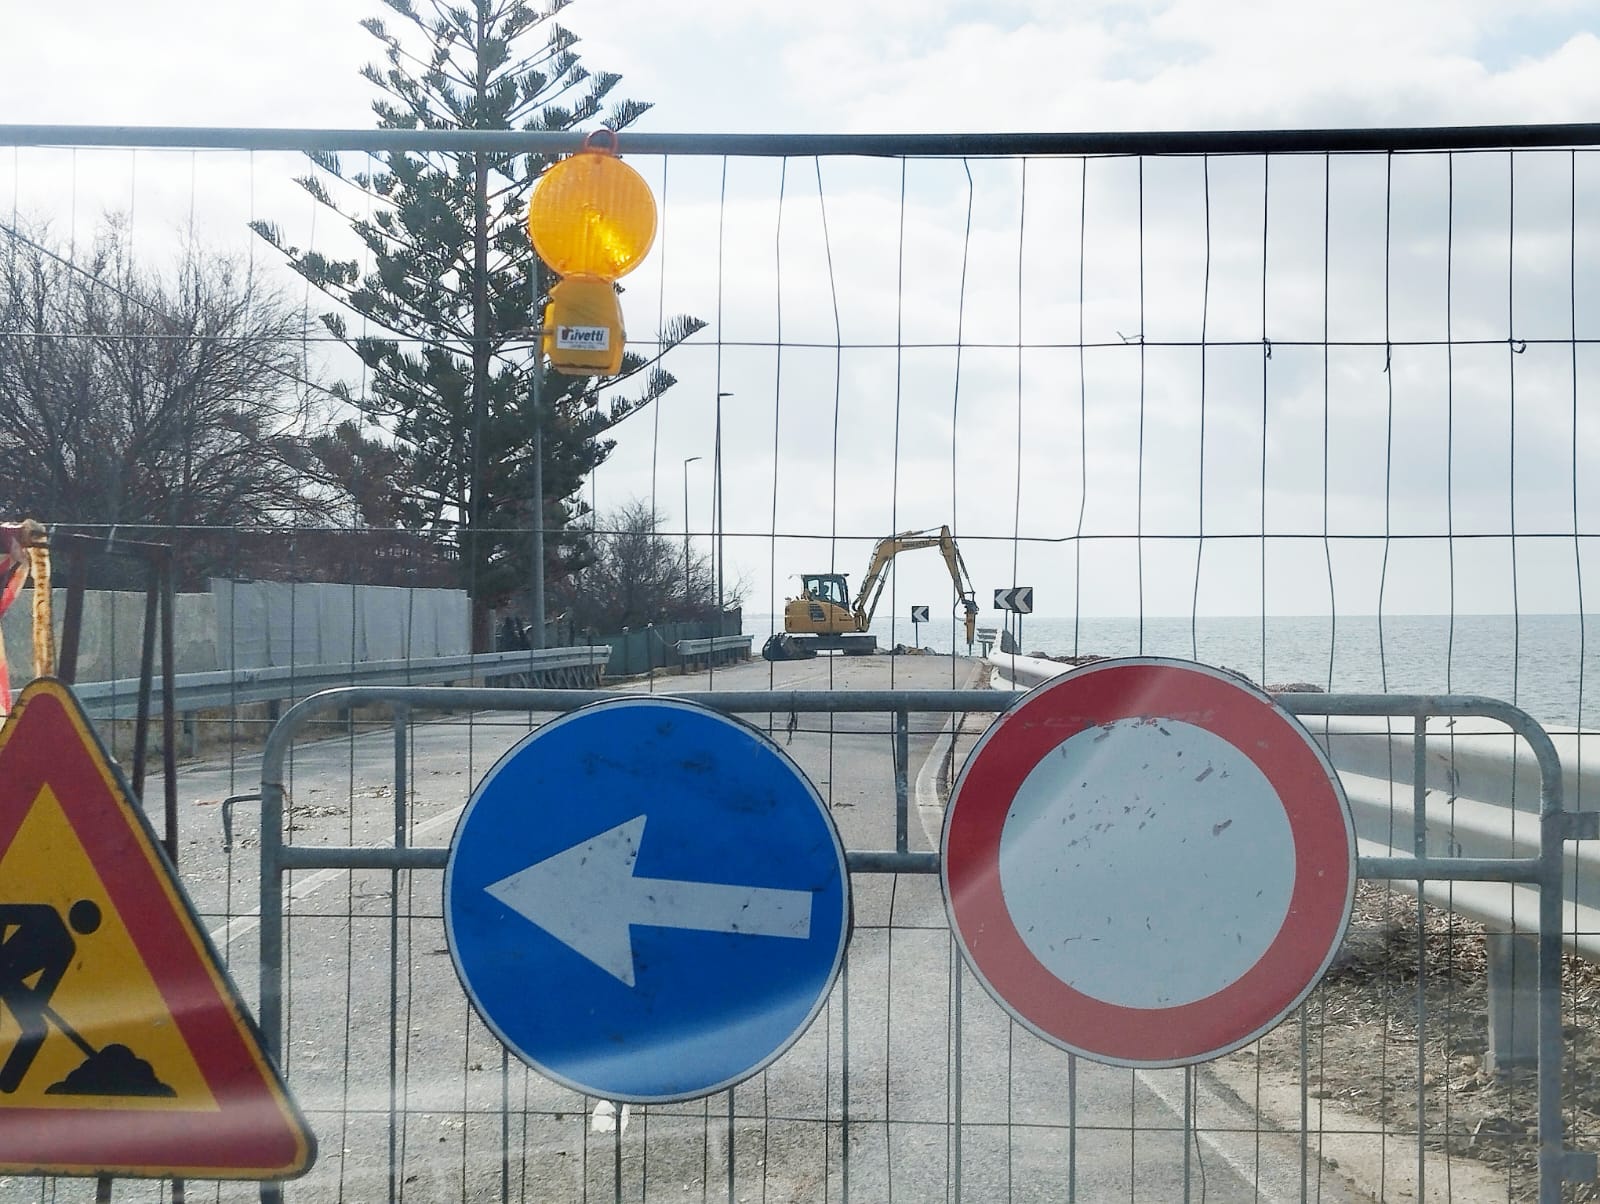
[0,678,315,1179]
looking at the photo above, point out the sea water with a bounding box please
[745,613,1598,729]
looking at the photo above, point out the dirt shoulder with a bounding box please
[1214,882,1600,1203]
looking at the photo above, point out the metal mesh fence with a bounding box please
[1,123,1599,1202]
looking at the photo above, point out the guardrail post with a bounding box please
[1485,931,1539,1074]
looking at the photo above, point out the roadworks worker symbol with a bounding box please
[0,678,315,1180]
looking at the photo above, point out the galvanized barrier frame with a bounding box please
[255,686,1592,1203]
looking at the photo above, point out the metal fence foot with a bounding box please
[1485,931,1539,1075]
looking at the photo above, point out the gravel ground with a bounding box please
[1245,881,1600,1202]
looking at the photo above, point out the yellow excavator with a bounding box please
[761,525,980,660]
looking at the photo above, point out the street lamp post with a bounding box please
[682,455,701,613]
[528,264,546,649]
[713,391,733,628]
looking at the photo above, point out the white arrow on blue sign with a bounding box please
[994,586,1034,613]
[485,815,814,987]
[444,696,851,1104]
[910,605,930,623]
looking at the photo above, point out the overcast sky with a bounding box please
[4,1,1600,623]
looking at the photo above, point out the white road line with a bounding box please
[208,804,465,946]
[913,659,985,851]
[914,712,958,853]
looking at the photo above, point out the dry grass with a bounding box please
[1249,881,1600,1202]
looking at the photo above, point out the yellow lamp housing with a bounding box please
[527,141,658,281]
[542,276,625,376]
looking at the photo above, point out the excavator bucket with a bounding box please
[761,633,818,662]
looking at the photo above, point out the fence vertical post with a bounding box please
[258,754,287,1204]
[1485,932,1539,1073]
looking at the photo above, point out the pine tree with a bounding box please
[252,0,702,644]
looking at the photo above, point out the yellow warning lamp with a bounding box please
[527,131,658,376]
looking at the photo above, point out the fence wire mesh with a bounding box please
[1,124,1598,1202]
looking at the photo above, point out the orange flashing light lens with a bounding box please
[527,150,657,281]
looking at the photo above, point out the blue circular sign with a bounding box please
[444,696,851,1103]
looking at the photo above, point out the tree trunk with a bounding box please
[467,0,492,652]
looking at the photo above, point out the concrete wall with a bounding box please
[0,589,217,683]
[1,582,470,684]
[212,580,470,669]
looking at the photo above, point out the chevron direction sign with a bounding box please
[994,587,1033,613]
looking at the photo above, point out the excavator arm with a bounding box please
[852,526,980,648]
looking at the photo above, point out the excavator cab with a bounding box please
[802,574,850,609]
[789,573,855,635]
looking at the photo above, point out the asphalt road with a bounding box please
[0,654,1358,1203]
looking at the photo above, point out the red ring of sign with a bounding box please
[942,658,1355,1067]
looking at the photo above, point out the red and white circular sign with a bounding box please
[942,657,1355,1067]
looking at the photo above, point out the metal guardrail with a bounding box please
[1318,718,1600,952]
[988,651,1600,948]
[673,634,753,657]
[988,651,1600,1089]
[68,646,612,719]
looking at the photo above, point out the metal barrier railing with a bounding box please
[671,635,753,658]
[69,646,612,719]
[254,685,1593,1203]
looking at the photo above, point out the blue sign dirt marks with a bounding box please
[444,697,850,1103]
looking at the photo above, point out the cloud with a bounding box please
[690,0,1600,134]
[2,0,376,127]
[6,0,1600,620]
[589,123,1600,617]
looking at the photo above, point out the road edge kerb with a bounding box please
[1206,1052,1511,1203]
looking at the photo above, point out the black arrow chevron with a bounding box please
[993,587,1034,614]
